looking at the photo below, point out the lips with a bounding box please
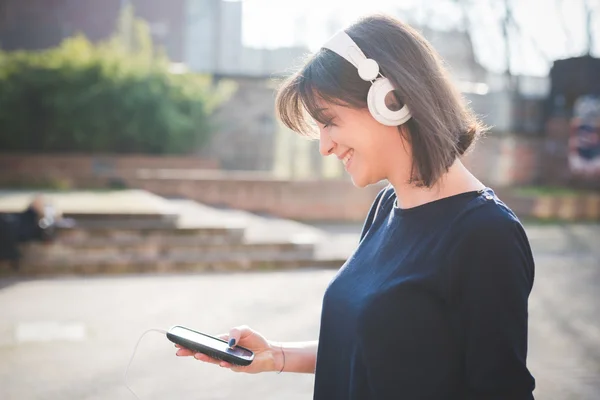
[341,149,354,169]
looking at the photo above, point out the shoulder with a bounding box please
[452,190,528,245]
[447,190,535,286]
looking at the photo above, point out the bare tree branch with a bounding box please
[584,0,594,55]
[555,0,574,54]
[502,0,514,83]
[452,0,480,80]
[505,9,552,65]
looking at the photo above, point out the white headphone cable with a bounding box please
[124,328,168,399]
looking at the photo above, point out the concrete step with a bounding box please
[20,241,316,265]
[170,199,323,245]
[64,215,179,229]
[0,191,359,276]
[54,225,246,246]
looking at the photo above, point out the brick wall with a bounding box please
[0,153,219,187]
[462,133,542,187]
[121,133,545,222]
[2,130,597,222]
[127,171,385,221]
[124,169,599,222]
[0,134,546,221]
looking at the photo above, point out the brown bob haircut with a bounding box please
[275,14,485,187]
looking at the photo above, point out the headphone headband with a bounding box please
[320,30,412,127]
[323,31,380,82]
[322,31,366,69]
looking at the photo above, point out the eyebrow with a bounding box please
[315,107,336,118]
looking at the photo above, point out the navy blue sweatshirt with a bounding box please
[313,186,535,399]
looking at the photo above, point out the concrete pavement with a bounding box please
[0,223,599,399]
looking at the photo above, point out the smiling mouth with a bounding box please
[342,149,354,168]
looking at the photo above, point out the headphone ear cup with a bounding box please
[367,78,412,126]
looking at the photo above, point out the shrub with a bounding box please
[0,6,233,154]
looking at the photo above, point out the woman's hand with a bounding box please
[175,325,281,374]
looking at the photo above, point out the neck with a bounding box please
[388,159,485,210]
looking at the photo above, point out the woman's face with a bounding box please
[316,102,412,188]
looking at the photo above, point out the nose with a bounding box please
[319,129,336,156]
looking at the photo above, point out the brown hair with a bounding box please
[275,14,485,187]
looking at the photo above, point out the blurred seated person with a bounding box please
[0,195,70,270]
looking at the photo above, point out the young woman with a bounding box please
[176,14,536,399]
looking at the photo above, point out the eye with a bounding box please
[322,119,335,129]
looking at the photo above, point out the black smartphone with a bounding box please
[167,325,254,366]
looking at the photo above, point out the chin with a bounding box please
[350,174,372,189]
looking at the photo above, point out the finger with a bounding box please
[227,325,252,347]
[219,360,234,369]
[194,352,221,365]
[176,348,195,356]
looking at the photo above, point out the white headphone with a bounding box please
[322,31,412,126]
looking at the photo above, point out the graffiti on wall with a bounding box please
[569,95,600,178]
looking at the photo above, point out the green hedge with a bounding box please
[0,8,233,154]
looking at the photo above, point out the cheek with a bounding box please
[362,137,389,167]
[358,137,402,180]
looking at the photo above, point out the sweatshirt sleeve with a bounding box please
[450,207,536,399]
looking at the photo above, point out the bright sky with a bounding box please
[239,0,600,77]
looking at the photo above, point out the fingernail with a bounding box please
[228,338,236,347]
